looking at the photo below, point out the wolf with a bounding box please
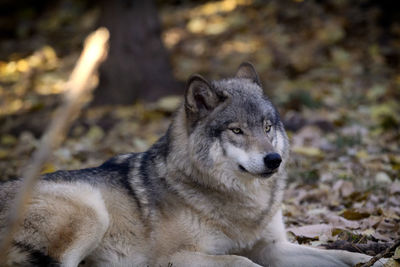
[0,62,384,267]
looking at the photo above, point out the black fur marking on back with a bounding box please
[14,242,60,266]
[155,130,171,160]
[139,151,151,189]
[99,155,143,211]
[138,150,159,206]
[42,167,101,183]
[99,156,131,175]
[137,133,172,207]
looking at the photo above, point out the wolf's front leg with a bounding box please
[246,210,384,267]
[165,251,262,267]
[248,240,382,267]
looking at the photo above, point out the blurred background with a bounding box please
[0,0,399,248]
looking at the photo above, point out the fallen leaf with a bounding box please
[333,180,355,197]
[1,134,17,146]
[324,212,360,229]
[394,246,400,260]
[340,209,370,221]
[390,181,400,195]
[287,224,333,240]
[41,163,56,174]
[375,172,392,185]
[0,149,8,159]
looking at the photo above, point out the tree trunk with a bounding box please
[93,0,181,105]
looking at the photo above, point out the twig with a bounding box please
[0,27,109,264]
[360,239,400,267]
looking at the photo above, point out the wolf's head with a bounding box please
[174,62,289,187]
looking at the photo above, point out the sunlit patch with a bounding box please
[190,0,253,17]
[35,74,67,95]
[9,99,23,113]
[220,38,261,55]
[188,15,229,35]
[16,59,30,73]
[186,0,253,35]
[0,46,59,82]
[0,61,19,83]
[29,46,59,70]
[163,28,186,49]
[0,45,64,116]
[187,17,207,34]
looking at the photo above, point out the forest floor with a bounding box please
[0,0,399,263]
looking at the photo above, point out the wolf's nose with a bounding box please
[264,153,282,170]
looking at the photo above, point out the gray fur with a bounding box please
[0,63,383,267]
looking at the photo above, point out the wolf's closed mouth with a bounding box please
[239,164,276,178]
[259,171,276,178]
[239,164,247,172]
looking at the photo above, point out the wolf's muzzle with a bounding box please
[264,153,282,170]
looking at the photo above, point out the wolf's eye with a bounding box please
[231,128,243,134]
[265,124,272,133]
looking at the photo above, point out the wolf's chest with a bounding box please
[194,199,280,253]
[192,214,270,255]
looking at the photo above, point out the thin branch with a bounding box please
[0,27,109,264]
[359,239,400,267]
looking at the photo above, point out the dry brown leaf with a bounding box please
[340,209,371,221]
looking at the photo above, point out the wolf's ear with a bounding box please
[185,74,219,117]
[236,62,261,86]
